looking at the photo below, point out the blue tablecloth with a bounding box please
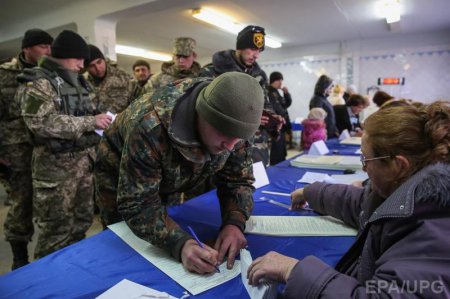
[0,141,359,299]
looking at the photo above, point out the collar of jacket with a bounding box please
[369,163,450,223]
[39,56,81,87]
[164,79,212,163]
[160,61,201,78]
[18,52,35,69]
[212,49,265,78]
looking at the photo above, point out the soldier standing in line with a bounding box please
[85,44,134,114]
[130,59,152,99]
[95,72,264,273]
[200,25,284,166]
[19,30,112,259]
[149,37,201,91]
[0,28,53,270]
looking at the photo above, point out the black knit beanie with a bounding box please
[236,25,265,51]
[51,30,89,60]
[22,29,53,49]
[85,44,105,66]
[269,71,283,84]
[196,72,264,139]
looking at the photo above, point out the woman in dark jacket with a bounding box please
[309,75,338,138]
[247,101,450,298]
[334,93,369,136]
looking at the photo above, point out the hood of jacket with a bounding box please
[369,163,450,223]
[211,50,267,82]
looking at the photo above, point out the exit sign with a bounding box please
[378,77,405,85]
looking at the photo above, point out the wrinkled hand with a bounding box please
[247,251,299,285]
[181,239,219,274]
[290,188,308,210]
[95,113,112,130]
[281,86,289,94]
[260,114,270,126]
[214,225,247,269]
[273,114,285,131]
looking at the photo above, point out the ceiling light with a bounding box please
[115,44,172,61]
[192,8,282,48]
[375,0,401,24]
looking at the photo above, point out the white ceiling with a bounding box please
[1,0,450,67]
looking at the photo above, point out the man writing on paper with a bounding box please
[95,72,264,274]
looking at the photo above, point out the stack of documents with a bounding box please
[245,216,358,236]
[340,137,362,145]
[290,155,362,170]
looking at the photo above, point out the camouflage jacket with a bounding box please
[150,60,202,91]
[0,53,34,147]
[130,76,153,101]
[200,49,278,165]
[101,77,255,261]
[20,56,98,176]
[86,59,134,114]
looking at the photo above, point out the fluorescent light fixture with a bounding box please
[192,8,282,48]
[375,0,401,24]
[115,44,172,61]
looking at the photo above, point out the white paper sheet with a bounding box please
[308,140,329,156]
[245,216,358,236]
[340,137,362,145]
[339,129,351,141]
[330,172,368,185]
[108,222,241,295]
[95,111,117,136]
[96,279,177,299]
[252,161,270,189]
[290,155,362,170]
[297,172,335,184]
[240,249,278,299]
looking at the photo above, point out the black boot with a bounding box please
[10,241,29,270]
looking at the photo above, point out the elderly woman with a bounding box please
[247,101,450,298]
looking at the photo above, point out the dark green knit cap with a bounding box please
[195,72,264,139]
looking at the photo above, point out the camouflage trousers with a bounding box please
[32,148,94,259]
[1,143,34,242]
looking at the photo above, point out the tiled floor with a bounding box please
[0,148,302,276]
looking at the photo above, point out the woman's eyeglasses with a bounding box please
[360,154,392,168]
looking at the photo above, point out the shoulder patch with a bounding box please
[24,94,45,114]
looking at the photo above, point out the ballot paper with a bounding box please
[108,222,241,295]
[240,249,278,299]
[330,172,368,185]
[340,137,362,145]
[96,279,177,299]
[245,216,358,236]
[297,172,336,184]
[95,111,117,136]
[290,155,362,170]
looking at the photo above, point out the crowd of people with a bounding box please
[1,25,448,297]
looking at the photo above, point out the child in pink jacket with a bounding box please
[301,108,327,150]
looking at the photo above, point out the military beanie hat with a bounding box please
[22,29,53,49]
[196,72,264,139]
[51,30,89,60]
[173,37,196,56]
[236,25,265,51]
[85,44,105,66]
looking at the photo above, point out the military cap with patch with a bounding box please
[236,25,265,51]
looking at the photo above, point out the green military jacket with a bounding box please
[150,60,202,91]
[86,59,134,114]
[101,77,255,261]
[0,54,33,146]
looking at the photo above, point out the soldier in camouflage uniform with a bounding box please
[130,59,152,100]
[0,28,53,270]
[95,72,264,274]
[19,30,112,259]
[148,37,201,91]
[85,44,134,114]
[200,25,284,166]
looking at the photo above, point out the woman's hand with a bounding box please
[290,188,308,210]
[247,251,299,285]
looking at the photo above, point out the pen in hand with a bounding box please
[187,226,221,273]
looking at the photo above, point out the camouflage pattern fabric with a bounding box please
[0,54,34,243]
[130,77,154,101]
[95,77,255,261]
[173,37,196,56]
[86,59,134,114]
[20,56,98,259]
[150,61,202,91]
[200,49,277,166]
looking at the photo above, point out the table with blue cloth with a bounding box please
[0,139,360,299]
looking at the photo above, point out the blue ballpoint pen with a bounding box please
[187,226,221,273]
